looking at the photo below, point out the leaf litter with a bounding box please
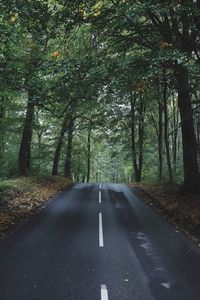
[0,176,70,238]
[130,183,200,246]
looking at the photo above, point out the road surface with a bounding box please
[0,183,200,300]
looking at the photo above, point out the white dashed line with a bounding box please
[99,190,102,204]
[99,212,104,247]
[99,185,107,298]
[101,284,108,300]
[161,282,171,289]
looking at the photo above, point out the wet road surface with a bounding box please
[0,183,200,300]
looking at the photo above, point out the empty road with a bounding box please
[0,184,200,300]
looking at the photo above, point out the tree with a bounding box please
[88,0,200,191]
[0,0,200,192]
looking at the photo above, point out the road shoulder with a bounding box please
[130,183,200,247]
[0,176,70,238]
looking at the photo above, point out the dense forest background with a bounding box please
[0,0,200,191]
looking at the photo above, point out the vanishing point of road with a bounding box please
[0,184,200,300]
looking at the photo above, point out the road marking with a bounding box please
[100,183,102,189]
[161,282,171,289]
[99,212,104,247]
[99,190,102,204]
[101,284,108,300]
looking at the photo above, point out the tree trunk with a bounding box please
[130,92,145,182]
[163,70,173,183]
[0,97,5,177]
[52,113,69,175]
[130,92,137,181]
[174,64,200,191]
[197,117,200,161]
[172,94,179,176]
[95,172,98,183]
[64,118,74,179]
[158,98,163,181]
[197,119,200,164]
[18,91,35,176]
[86,124,92,183]
[138,95,145,181]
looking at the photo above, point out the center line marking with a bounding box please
[99,190,102,204]
[99,212,104,247]
[101,284,108,300]
[99,184,102,189]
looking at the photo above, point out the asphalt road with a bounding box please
[0,183,200,300]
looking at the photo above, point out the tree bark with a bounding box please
[18,91,35,176]
[130,92,137,181]
[0,97,5,177]
[130,92,145,182]
[174,64,200,191]
[138,95,145,181]
[197,119,200,164]
[172,93,179,176]
[52,112,69,175]
[64,118,74,179]
[86,124,92,183]
[163,70,173,183]
[158,98,163,181]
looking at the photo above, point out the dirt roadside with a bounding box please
[0,176,71,238]
[131,183,200,246]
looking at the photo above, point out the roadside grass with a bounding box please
[0,176,71,238]
[131,182,200,246]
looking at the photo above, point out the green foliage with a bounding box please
[0,0,199,184]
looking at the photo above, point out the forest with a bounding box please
[1,0,200,192]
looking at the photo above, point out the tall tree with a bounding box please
[89,0,200,190]
[163,69,173,182]
[64,117,74,179]
[130,92,146,182]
